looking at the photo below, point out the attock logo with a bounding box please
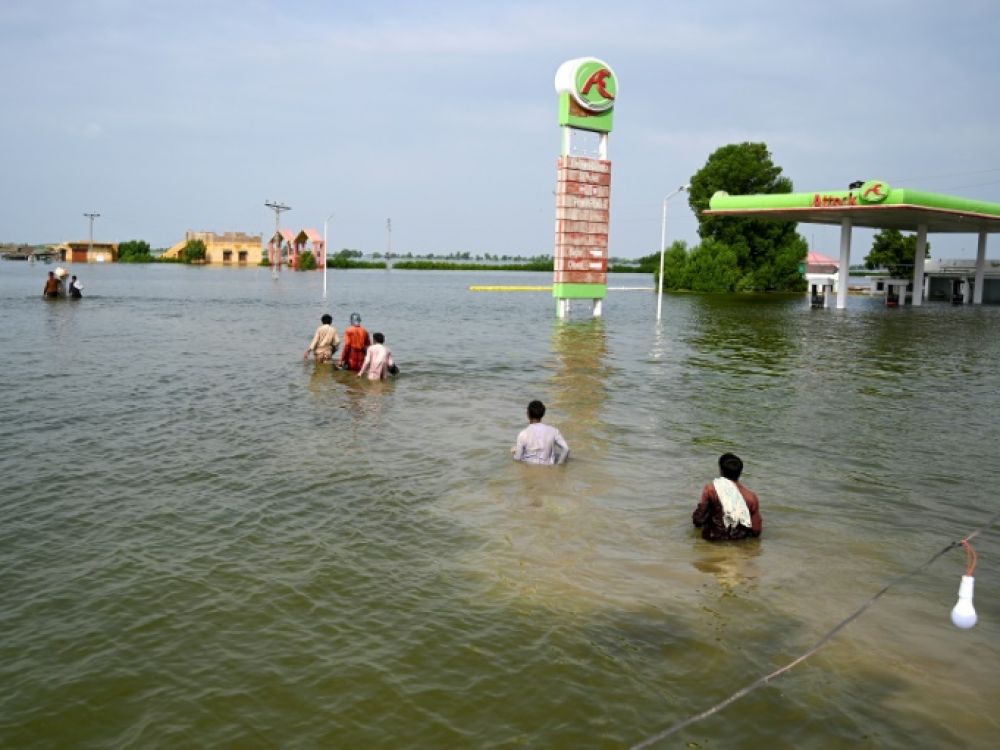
[860,180,890,203]
[555,57,618,114]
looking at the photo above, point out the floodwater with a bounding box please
[1,262,998,749]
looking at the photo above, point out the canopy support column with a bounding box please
[973,231,987,305]
[912,224,928,306]
[836,218,852,309]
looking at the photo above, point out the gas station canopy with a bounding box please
[705,183,1000,234]
[703,180,1000,308]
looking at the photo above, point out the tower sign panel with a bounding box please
[554,57,618,133]
[553,58,617,317]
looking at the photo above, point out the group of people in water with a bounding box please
[306,315,761,543]
[304,312,398,380]
[42,269,82,299]
[509,399,762,542]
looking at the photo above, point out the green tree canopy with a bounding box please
[297,251,317,270]
[118,239,153,263]
[864,229,931,278]
[179,239,207,263]
[673,142,806,292]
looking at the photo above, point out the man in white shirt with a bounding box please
[358,332,396,380]
[512,400,569,465]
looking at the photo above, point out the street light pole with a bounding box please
[323,212,334,299]
[656,185,689,322]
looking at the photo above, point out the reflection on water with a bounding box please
[550,318,609,456]
[1,263,999,748]
[685,293,802,378]
[690,537,763,590]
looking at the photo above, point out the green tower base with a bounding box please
[552,282,607,300]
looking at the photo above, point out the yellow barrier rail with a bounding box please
[468,285,552,292]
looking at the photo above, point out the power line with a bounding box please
[630,506,1000,749]
[889,167,1000,184]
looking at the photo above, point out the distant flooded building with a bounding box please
[162,231,264,266]
[266,228,325,269]
[923,258,1000,304]
[803,250,839,307]
[53,241,118,263]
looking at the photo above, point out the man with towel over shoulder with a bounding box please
[692,453,762,541]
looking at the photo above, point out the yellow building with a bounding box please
[162,231,264,266]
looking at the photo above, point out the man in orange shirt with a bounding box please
[43,271,60,298]
[338,312,371,372]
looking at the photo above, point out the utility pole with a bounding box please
[386,218,392,270]
[264,200,290,275]
[83,212,100,259]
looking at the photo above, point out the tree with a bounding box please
[686,142,806,291]
[864,229,930,278]
[179,239,206,263]
[661,241,693,290]
[118,239,152,263]
[297,251,317,270]
[634,250,661,274]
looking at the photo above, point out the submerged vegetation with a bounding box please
[655,142,807,293]
[117,240,154,263]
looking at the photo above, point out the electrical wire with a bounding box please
[631,506,1000,750]
[889,167,1000,184]
[961,539,978,577]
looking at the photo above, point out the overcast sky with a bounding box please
[3,0,999,258]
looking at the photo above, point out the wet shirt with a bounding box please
[358,343,393,380]
[513,423,569,465]
[308,324,340,357]
[692,481,762,541]
[339,325,370,371]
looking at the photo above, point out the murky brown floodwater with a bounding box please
[1,261,998,748]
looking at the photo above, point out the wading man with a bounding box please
[692,453,762,541]
[512,400,569,465]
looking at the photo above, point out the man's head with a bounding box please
[350,312,362,326]
[719,453,743,481]
[48,271,54,278]
[527,400,546,422]
[321,314,332,325]
[373,332,385,344]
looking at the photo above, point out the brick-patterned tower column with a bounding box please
[553,156,611,314]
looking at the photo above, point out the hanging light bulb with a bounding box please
[950,575,977,629]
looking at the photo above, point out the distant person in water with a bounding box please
[512,400,569,465]
[338,312,370,372]
[69,275,83,299]
[304,313,340,363]
[358,332,396,380]
[692,453,762,541]
[43,271,60,298]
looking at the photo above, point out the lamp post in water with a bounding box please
[323,212,334,299]
[656,185,688,322]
